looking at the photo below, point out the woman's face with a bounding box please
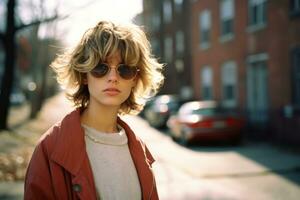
[86,51,137,111]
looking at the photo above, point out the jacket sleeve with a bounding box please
[24,139,56,200]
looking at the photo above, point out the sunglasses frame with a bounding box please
[90,63,140,80]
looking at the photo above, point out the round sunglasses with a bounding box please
[90,63,139,80]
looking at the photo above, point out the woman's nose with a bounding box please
[107,67,119,81]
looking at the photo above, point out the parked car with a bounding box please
[144,94,181,128]
[10,88,26,106]
[167,101,245,145]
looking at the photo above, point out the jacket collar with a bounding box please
[51,109,86,175]
[50,109,155,199]
[117,118,155,200]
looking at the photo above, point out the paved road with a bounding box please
[123,115,300,200]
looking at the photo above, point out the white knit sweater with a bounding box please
[82,124,141,200]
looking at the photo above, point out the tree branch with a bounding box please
[16,14,68,31]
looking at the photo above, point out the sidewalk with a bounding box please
[123,115,300,200]
[0,93,73,199]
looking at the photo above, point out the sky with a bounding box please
[39,0,143,46]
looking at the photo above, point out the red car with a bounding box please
[167,101,245,145]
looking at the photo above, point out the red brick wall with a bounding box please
[190,0,300,111]
[189,0,300,142]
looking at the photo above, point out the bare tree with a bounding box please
[0,0,66,130]
[25,0,62,118]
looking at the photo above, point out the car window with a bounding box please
[192,108,218,116]
[166,102,179,109]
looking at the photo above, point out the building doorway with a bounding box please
[247,60,269,127]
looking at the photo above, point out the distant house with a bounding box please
[189,0,300,143]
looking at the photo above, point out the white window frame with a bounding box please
[151,12,161,31]
[220,0,234,41]
[151,37,160,55]
[163,0,173,24]
[174,0,183,13]
[221,61,237,108]
[247,0,267,31]
[175,59,184,72]
[201,66,213,100]
[164,36,173,62]
[176,30,184,54]
[199,10,211,49]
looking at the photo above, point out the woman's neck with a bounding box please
[80,104,119,133]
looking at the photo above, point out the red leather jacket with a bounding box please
[24,109,158,200]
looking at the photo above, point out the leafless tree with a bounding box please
[0,0,66,130]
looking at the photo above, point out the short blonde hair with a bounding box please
[51,21,164,115]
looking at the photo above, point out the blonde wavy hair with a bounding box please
[51,21,164,115]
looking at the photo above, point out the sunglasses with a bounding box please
[90,63,139,80]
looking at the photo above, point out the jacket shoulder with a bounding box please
[36,122,62,153]
[37,109,80,153]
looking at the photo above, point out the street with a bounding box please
[0,93,300,199]
[123,115,300,200]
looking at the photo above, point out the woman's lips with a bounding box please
[103,88,120,96]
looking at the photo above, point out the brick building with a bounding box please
[142,0,300,144]
[190,0,300,142]
[142,0,193,100]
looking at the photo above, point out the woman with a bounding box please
[24,20,164,200]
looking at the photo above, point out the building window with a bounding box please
[163,0,172,24]
[290,0,300,17]
[164,36,173,62]
[221,61,237,108]
[175,59,184,73]
[151,12,161,31]
[176,31,184,54]
[201,66,213,100]
[220,0,234,38]
[174,0,183,13]
[248,0,267,27]
[199,10,211,49]
[151,37,160,56]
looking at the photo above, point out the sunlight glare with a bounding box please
[60,0,143,46]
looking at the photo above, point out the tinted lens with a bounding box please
[117,64,138,80]
[91,63,109,78]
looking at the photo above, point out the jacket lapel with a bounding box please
[50,109,97,199]
[118,118,155,200]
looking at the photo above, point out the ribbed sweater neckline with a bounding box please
[82,124,127,146]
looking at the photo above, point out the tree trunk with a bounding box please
[0,0,16,130]
[29,26,40,119]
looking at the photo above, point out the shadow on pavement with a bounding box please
[189,141,300,186]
